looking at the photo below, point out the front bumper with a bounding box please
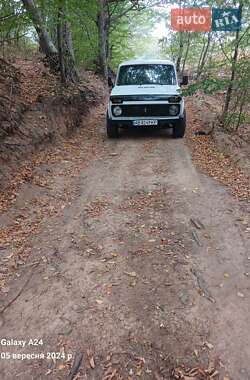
[108,117,183,129]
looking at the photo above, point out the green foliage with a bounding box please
[66,0,99,68]
[183,78,229,96]
[1,0,250,131]
[0,0,31,49]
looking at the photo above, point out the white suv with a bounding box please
[107,59,188,138]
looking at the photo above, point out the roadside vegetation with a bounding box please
[160,1,250,137]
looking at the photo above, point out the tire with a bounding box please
[173,111,186,139]
[106,115,119,138]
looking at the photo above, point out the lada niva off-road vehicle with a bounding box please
[106,59,188,138]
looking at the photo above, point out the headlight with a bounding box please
[169,105,179,116]
[113,106,122,116]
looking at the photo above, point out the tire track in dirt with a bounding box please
[0,105,249,380]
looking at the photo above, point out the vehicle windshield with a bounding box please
[117,64,177,86]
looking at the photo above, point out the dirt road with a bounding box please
[0,104,249,380]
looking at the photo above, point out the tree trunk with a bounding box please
[57,7,66,84]
[197,32,211,79]
[22,0,78,83]
[62,21,79,83]
[235,89,246,131]
[222,4,242,122]
[65,23,75,61]
[97,0,108,80]
[196,36,206,77]
[21,0,57,58]
[181,33,191,76]
[176,31,184,73]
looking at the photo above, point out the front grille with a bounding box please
[112,104,179,117]
[111,95,182,102]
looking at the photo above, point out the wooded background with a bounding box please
[0,0,250,132]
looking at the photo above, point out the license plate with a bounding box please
[133,120,158,126]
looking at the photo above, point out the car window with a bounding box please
[117,64,177,86]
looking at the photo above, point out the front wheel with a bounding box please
[173,111,186,139]
[107,116,119,138]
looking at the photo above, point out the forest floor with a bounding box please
[188,92,250,179]
[0,61,250,380]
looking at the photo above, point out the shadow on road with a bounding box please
[119,127,173,140]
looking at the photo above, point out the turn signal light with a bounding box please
[168,96,182,103]
[110,97,123,103]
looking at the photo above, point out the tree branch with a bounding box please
[0,12,24,21]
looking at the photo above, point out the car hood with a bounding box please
[111,85,181,96]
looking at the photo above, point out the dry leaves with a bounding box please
[124,271,137,278]
[102,366,124,380]
[172,365,219,380]
[85,199,109,217]
[119,189,167,212]
[186,100,250,200]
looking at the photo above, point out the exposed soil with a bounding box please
[0,58,105,187]
[0,100,249,380]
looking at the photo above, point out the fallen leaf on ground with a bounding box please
[87,349,95,369]
[237,292,245,298]
[89,356,95,369]
[1,287,10,293]
[136,368,143,376]
[241,220,248,225]
[60,327,73,336]
[204,341,214,350]
[124,271,137,278]
[58,363,66,370]
[96,299,103,304]
[130,280,137,287]
[192,188,199,193]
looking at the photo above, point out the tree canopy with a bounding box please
[1,0,249,131]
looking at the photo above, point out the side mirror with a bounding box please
[108,77,114,88]
[181,75,189,86]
